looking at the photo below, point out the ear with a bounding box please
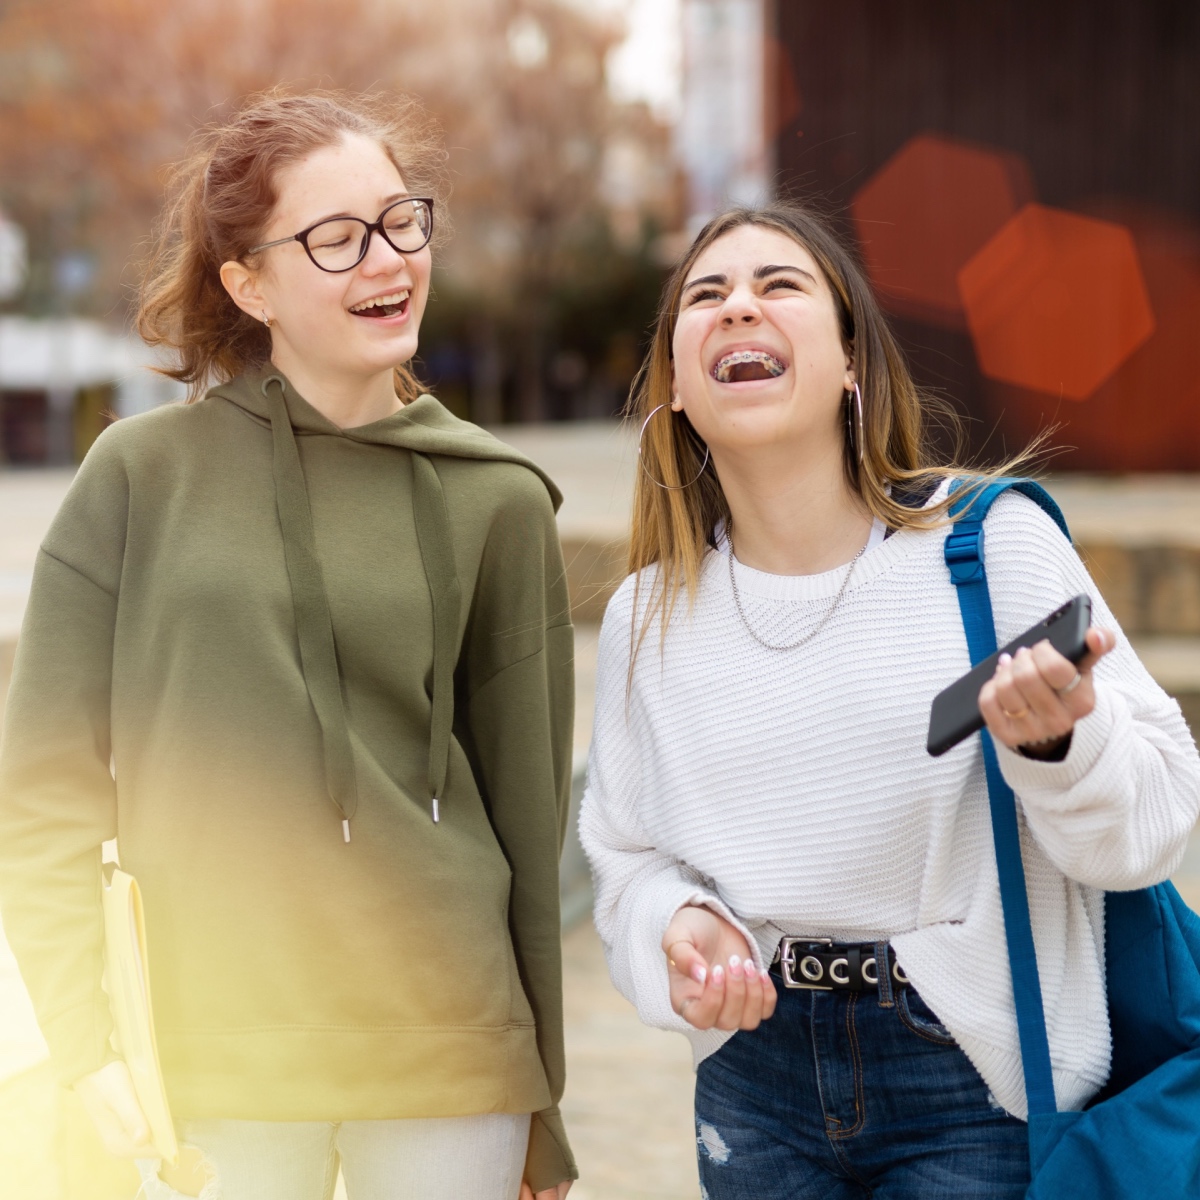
[219,260,270,324]
[669,362,685,412]
[843,342,856,393]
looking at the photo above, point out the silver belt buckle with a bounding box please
[779,937,834,990]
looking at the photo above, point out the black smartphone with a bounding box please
[926,594,1093,757]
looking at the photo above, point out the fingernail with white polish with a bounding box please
[712,964,724,985]
[998,653,1012,666]
[692,964,707,985]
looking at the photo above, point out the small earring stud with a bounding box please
[262,311,272,327]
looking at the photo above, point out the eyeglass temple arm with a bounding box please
[248,234,301,254]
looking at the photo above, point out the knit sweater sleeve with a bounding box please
[0,429,129,1086]
[579,577,758,1036]
[984,492,1200,890]
[458,467,576,1192]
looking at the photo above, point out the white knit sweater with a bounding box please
[580,486,1200,1119]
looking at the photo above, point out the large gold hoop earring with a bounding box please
[638,403,710,490]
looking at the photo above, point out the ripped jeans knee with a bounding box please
[136,1147,220,1200]
[697,1118,733,1165]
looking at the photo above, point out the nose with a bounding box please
[360,227,409,276]
[721,285,762,326]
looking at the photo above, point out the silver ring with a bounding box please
[678,997,695,1020]
[1058,672,1083,696]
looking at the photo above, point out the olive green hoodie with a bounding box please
[0,369,576,1188]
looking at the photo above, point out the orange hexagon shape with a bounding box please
[851,133,1034,329]
[958,204,1156,400]
[977,204,1200,470]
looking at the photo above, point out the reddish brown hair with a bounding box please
[137,88,447,401]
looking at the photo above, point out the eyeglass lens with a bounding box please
[305,199,432,271]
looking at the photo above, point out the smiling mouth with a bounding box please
[348,290,410,319]
[711,349,788,383]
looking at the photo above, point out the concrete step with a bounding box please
[561,530,1200,634]
[3,452,1200,635]
[551,468,1200,636]
[561,531,628,624]
[1131,637,1200,736]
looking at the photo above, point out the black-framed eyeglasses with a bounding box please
[248,197,434,273]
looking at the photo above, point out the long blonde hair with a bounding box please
[626,203,1041,655]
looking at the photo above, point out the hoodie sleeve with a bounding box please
[0,429,130,1086]
[457,465,577,1192]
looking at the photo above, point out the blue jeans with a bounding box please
[694,972,1030,1199]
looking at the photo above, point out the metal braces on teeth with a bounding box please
[713,349,787,382]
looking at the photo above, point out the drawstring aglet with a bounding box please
[432,797,440,824]
[342,819,351,843]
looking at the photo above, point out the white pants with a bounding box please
[137,1113,531,1200]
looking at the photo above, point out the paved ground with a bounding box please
[561,922,698,1200]
[3,446,1200,1197]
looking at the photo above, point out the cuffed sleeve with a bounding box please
[998,680,1198,890]
[986,492,1200,892]
[526,1105,574,1194]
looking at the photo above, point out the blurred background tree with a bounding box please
[0,0,682,422]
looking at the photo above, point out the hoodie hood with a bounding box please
[206,368,561,838]
[209,367,563,510]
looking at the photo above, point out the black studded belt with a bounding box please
[770,938,910,992]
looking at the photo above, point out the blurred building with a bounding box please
[0,319,183,465]
[0,0,686,428]
[677,0,770,225]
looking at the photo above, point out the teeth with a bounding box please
[349,290,409,314]
[712,349,787,382]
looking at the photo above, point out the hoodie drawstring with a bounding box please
[265,378,359,839]
[411,453,461,820]
[263,375,458,837]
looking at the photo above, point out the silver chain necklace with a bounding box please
[727,530,868,652]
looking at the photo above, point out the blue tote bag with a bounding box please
[944,478,1200,1197]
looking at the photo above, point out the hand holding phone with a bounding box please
[927,595,1093,757]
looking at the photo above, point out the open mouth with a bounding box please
[711,349,788,383]
[348,290,410,319]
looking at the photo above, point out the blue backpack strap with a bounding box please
[945,477,1069,1119]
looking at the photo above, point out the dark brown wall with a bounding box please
[772,0,1200,468]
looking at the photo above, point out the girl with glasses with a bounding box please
[0,90,575,1200]
[579,204,1200,1198]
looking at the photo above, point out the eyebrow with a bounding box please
[682,263,818,291]
[309,192,411,225]
[755,263,818,284]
